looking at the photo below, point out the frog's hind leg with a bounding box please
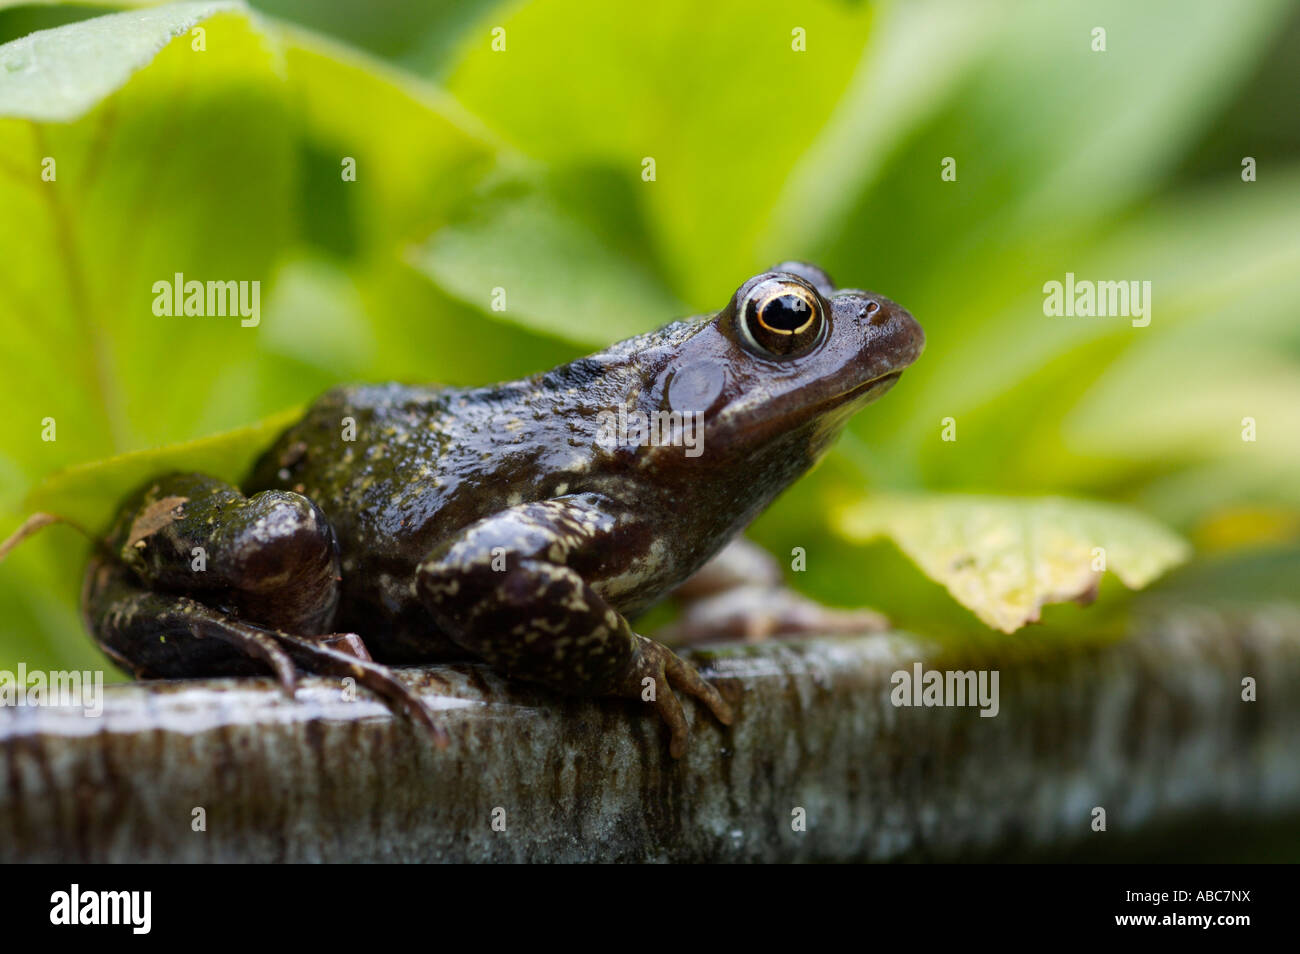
[83,472,447,743]
[83,555,446,743]
[83,553,298,687]
[659,537,889,645]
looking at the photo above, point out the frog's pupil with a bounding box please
[760,294,811,332]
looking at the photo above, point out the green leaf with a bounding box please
[270,25,581,384]
[0,4,542,518]
[277,22,503,253]
[835,165,1300,505]
[1059,173,1300,478]
[20,406,302,532]
[412,179,687,347]
[0,2,299,515]
[0,4,555,672]
[834,494,1191,633]
[809,0,1288,294]
[760,0,998,261]
[444,0,877,306]
[797,0,1296,500]
[0,1,242,121]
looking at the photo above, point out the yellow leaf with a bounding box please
[835,493,1190,633]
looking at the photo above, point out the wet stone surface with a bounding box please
[2,621,1298,862]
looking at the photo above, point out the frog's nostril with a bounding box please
[864,301,889,326]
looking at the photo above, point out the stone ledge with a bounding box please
[2,613,1298,862]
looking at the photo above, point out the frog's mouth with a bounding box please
[836,369,902,407]
[796,369,903,433]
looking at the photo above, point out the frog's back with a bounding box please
[245,383,554,629]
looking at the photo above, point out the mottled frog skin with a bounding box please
[82,262,923,756]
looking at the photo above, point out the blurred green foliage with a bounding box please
[1,0,1298,672]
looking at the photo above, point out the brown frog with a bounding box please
[82,262,923,756]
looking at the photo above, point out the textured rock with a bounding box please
[2,610,1298,862]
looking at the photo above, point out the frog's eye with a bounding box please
[739,279,825,357]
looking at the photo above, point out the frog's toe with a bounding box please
[653,680,691,759]
[315,632,374,662]
[268,632,450,748]
[257,636,299,700]
[663,647,733,727]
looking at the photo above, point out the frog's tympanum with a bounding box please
[83,263,923,756]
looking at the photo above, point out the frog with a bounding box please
[81,262,923,757]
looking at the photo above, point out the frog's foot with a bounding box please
[266,631,447,746]
[85,554,301,691]
[609,636,733,759]
[663,538,889,645]
[84,556,448,746]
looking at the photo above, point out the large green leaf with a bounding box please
[0,2,297,513]
[0,1,562,673]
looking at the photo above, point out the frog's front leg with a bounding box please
[416,494,733,757]
[660,537,888,644]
